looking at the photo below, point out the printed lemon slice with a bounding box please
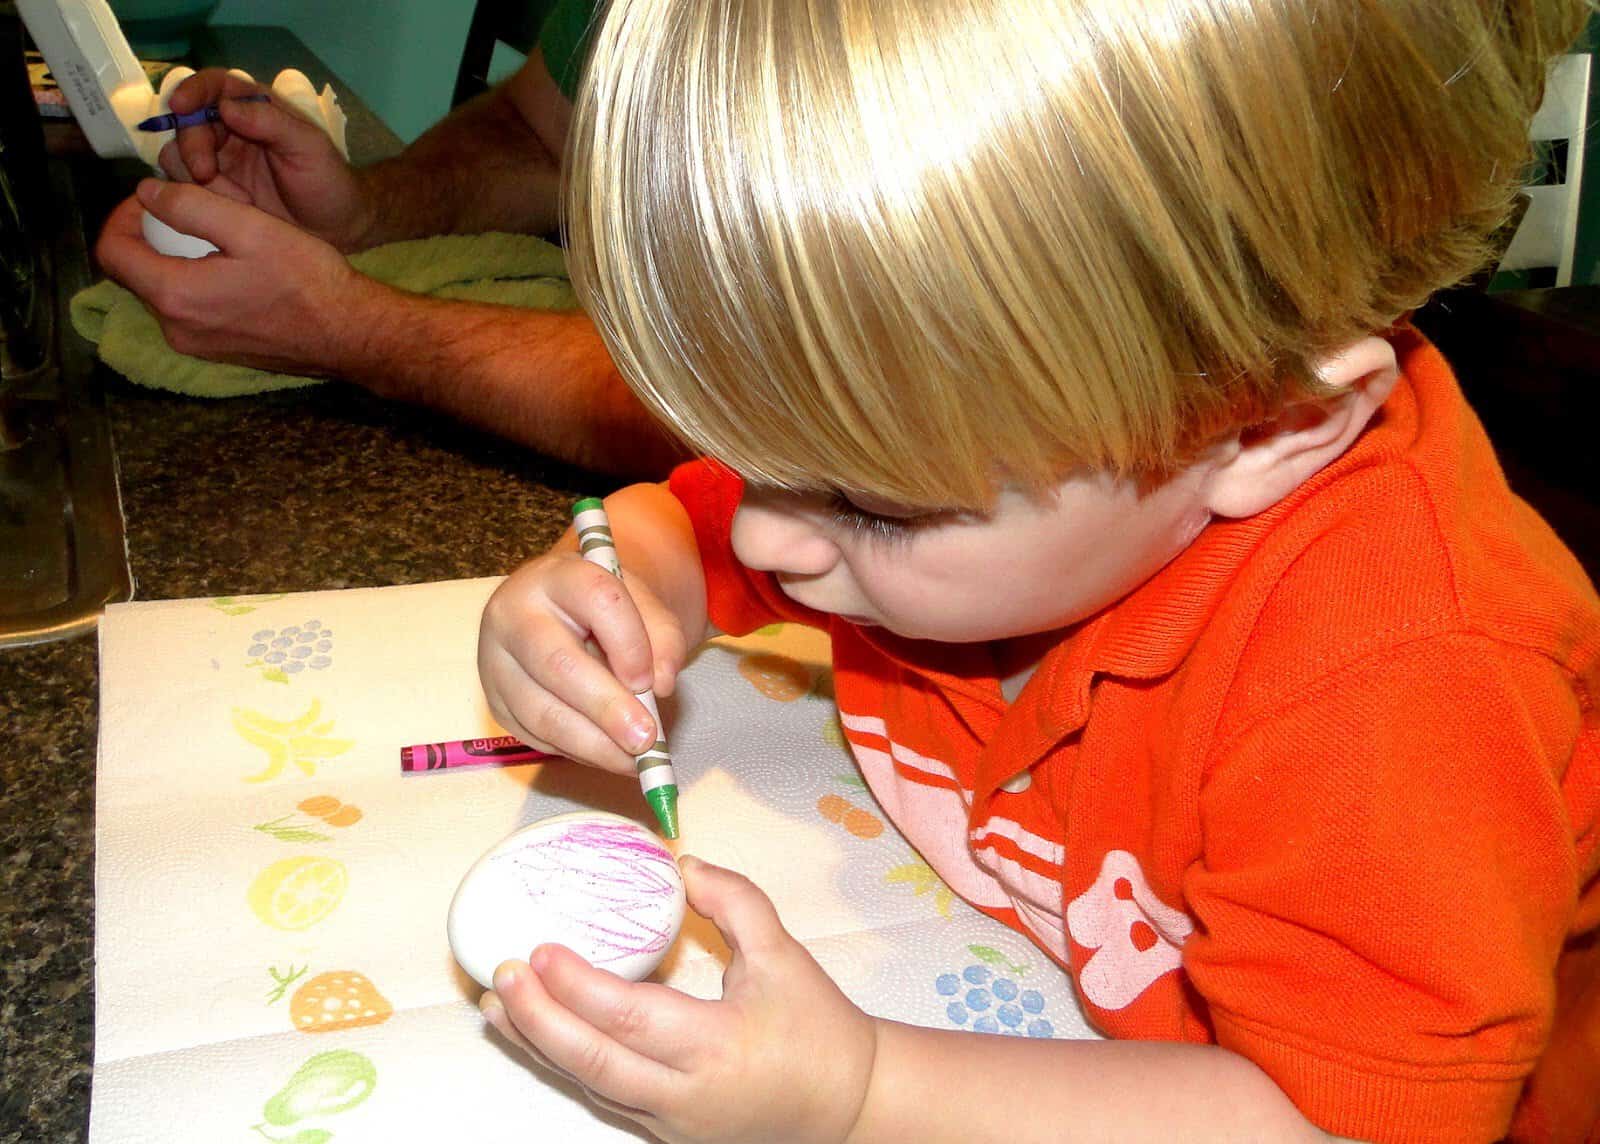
[248,856,349,931]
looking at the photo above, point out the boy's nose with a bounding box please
[731,495,841,577]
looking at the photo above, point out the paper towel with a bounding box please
[93,579,1092,1142]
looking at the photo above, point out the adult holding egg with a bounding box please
[92,0,683,477]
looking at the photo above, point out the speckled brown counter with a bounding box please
[0,28,616,1143]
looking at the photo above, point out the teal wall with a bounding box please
[208,1,476,141]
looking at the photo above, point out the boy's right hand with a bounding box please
[478,551,691,776]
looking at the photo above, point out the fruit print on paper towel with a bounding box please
[247,620,335,683]
[232,702,355,783]
[289,972,394,1034]
[253,796,365,843]
[253,1049,376,1143]
[816,774,884,839]
[737,652,815,701]
[935,945,1057,1038]
[885,857,955,918]
[209,593,288,617]
[248,856,349,931]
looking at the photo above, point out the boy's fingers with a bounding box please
[629,586,689,697]
[480,988,573,1078]
[491,959,677,1114]
[529,945,704,1068]
[552,562,656,693]
[497,616,658,759]
[680,857,792,959]
[479,643,638,775]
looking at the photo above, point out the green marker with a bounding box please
[572,497,680,839]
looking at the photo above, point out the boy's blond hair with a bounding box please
[566,0,1588,508]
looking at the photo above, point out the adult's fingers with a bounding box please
[168,70,263,182]
[94,194,177,299]
[135,178,272,254]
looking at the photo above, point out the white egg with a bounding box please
[142,210,218,259]
[448,811,685,989]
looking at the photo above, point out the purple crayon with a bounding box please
[400,736,552,774]
[136,93,272,133]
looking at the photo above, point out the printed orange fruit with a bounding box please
[843,807,884,839]
[817,794,851,822]
[298,795,341,818]
[818,794,883,839]
[321,805,363,828]
[738,654,812,701]
[290,971,394,1033]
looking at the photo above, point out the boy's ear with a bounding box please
[1202,336,1400,519]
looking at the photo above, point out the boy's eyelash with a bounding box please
[827,495,928,545]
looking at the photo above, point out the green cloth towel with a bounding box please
[70,232,577,398]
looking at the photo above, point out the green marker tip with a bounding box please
[646,785,680,840]
[572,497,605,515]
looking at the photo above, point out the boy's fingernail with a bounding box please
[529,946,552,973]
[136,179,161,206]
[478,992,504,1021]
[492,961,525,994]
[627,717,654,752]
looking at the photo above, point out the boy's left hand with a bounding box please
[479,855,878,1144]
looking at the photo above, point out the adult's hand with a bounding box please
[95,179,379,376]
[158,69,374,252]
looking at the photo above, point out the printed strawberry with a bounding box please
[289,971,394,1033]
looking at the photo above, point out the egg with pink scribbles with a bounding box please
[448,811,685,989]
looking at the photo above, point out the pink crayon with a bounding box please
[400,736,553,774]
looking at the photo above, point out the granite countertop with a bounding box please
[0,27,611,1142]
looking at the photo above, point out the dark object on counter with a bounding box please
[1414,285,1600,578]
[0,3,132,645]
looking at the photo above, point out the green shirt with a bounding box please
[539,0,601,102]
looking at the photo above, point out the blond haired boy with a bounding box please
[476,1,1600,1139]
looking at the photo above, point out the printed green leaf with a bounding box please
[266,964,309,1005]
[836,773,867,789]
[967,944,1029,976]
[264,668,290,684]
[256,825,333,844]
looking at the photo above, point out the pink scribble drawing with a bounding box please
[492,820,679,964]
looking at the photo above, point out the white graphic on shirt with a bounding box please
[1066,850,1193,1010]
[838,711,1072,959]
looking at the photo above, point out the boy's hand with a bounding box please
[480,856,878,1144]
[478,550,691,776]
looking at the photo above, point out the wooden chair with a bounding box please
[453,0,556,107]
[1496,53,1594,287]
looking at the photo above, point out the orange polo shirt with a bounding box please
[668,324,1600,1144]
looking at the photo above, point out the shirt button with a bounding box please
[1000,769,1033,794]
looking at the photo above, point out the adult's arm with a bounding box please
[102,50,685,475]
[346,48,575,247]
